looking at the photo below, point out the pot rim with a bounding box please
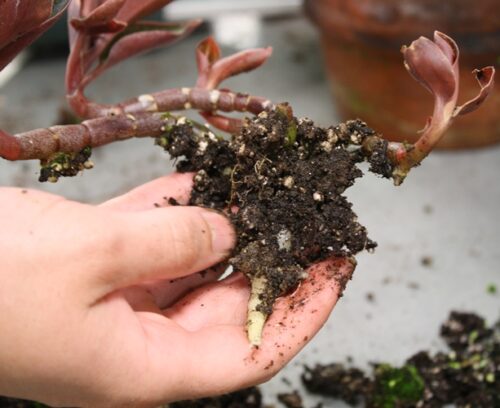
[304,0,500,53]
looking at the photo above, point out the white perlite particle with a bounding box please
[283,176,294,189]
[197,140,208,154]
[137,94,158,111]
[320,140,333,153]
[277,229,292,251]
[313,192,324,202]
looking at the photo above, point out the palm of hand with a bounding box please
[0,173,352,408]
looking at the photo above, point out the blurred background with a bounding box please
[0,1,499,406]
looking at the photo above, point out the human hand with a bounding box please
[0,173,353,407]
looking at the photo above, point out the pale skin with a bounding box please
[0,172,353,408]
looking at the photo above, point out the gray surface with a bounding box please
[1,17,499,407]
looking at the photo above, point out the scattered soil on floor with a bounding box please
[0,398,44,407]
[303,364,370,405]
[276,391,303,408]
[420,256,433,268]
[303,311,500,407]
[169,387,263,408]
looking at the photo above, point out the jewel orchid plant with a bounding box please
[0,1,494,184]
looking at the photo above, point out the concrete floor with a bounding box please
[1,17,499,407]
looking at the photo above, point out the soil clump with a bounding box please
[162,105,380,319]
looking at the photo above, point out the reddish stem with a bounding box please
[4,86,273,162]
[199,112,243,134]
[69,87,272,121]
[0,129,22,160]
[4,112,171,160]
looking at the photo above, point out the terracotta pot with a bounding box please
[305,0,500,149]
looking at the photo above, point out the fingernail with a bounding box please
[200,209,236,255]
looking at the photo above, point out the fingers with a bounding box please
[120,286,162,313]
[101,172,194,211]
[144,266,227,310]
[188,258,355,394]
[91,206,235,294]
[261,257,354,348]
[101,172,228,306]
[163,273,250,329]
[146,258,354,402]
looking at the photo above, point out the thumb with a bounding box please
[94,206,235,293]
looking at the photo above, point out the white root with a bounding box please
[246,275,268,346]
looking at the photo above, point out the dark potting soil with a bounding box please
[302,311,500,407]
[169,387,263,408]
[0,398,46,407]
[276,391,304,408]
[161,105,383,315]
[302,364,370,405]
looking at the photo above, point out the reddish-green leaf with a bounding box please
[454,67,495,116]
[197,37,221,65]
[116,0,175,24]
[71,0,127,34]
[206,47,273,89]
[80,20,201,88]
[0,0,52,49]
[402,32,457,104]
[196,37,222,87]
[0,0,71,71]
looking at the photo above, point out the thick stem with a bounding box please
[0,129,21,160]
[200,111,244,134]
[69,87,272,122]
[386,103,453,185]
[4,87,273,161]
[5,112,173,160]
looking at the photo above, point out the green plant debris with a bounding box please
[469,329,479,344]
[486,283,497,294]
[486,372,495,383]
[39,146,93,182]
[155,134,170,148]
[372,364,425,407]
[286,121,297,146]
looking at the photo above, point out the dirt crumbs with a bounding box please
[420,256,433,268]
[303,311,500,407]
[302,363,370,405]
[277,391,303,408]
[0,398,45,407]
[161,104,380,322]
[169,387,263,408]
